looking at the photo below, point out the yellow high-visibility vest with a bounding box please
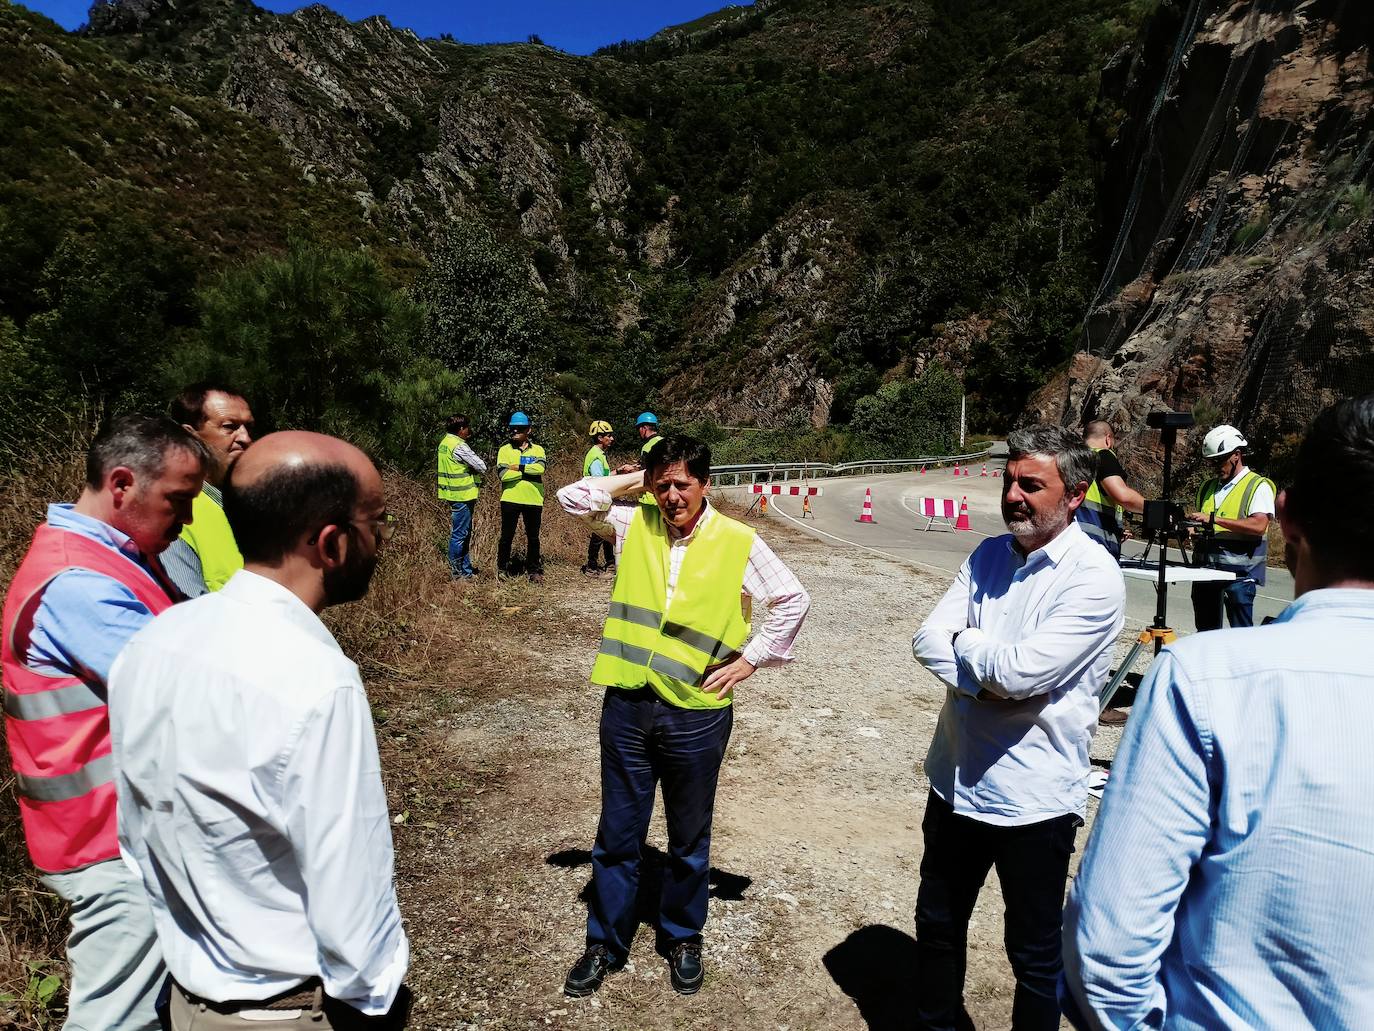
[591,504,754,710]
[638,434,663,505]
[437,433,480,503]
[180,488,242,592]
[1076,447,1125,559]
[498,442,546,506]
[1196,469,1276,583]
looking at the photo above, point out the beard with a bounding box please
[1003,496,1072,544]
[323,543,378,605]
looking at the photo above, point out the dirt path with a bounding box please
[391,523,1130,1030]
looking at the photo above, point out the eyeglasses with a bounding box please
[354,513,398,543]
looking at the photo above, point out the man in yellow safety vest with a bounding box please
[438,414,486,579]
[1076,421,1145,560]
[162,383,254,598]
[496,412,546,583]
[1186,424,1276,630]
[556,436,810,998]
[581,420,616,577]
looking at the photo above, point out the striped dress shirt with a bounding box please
[1063,588,1374,1030]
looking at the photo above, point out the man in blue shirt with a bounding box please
[4,415,208,1031]
[1063,393,1374,1030]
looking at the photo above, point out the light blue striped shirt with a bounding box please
[1063,588,1374,1030]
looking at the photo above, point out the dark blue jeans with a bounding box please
[587,688,733,960]
[447,500,476,577]
[1191,577,1257,631]
[914,790,1080,1031]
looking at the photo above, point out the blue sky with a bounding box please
[23,0,753,54]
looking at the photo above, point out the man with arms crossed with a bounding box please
[1063,394,1374,1030]
[2,414,208,1030]
[557,436,809,997]
[109,432,409,1029]
[912,425,1125,1031]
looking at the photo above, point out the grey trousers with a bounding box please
[40,858,164,1031]
[170,983,410,1029]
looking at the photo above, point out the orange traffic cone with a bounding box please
[920,465,927,475]
[954,496,971,531]
[952,463,961,476]
[980,463,989,477]
[856,488,876,523]
[992,468,1001,478]
[963,466,973,476]
[760,493,769,514]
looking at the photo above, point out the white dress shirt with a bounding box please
[913,520,1125,825]
[556,479,809,668]
[108,571,408,1014]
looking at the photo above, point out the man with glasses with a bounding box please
[1186,424,1275,630]
[109,431,410,1030]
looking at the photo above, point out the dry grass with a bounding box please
[0,432,610,1028]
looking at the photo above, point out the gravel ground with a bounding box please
[391,523,1133,1030]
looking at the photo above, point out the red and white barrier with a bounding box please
[751,484,823,496]
[915,497,959,532]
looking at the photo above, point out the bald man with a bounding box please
[108,432,411,1030]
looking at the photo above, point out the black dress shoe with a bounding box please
[669,942,704,995]
[564,945,619,997]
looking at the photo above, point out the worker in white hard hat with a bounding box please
[1185,424,1276,630]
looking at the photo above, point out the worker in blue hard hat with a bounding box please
[618,412,663,506]
[497,411,547,583]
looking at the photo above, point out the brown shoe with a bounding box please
[1099,707,1130,726]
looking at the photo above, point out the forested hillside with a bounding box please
[1,0,1158,468]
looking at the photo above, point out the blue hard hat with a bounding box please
[509,411,531,427]
[636,411,658,426]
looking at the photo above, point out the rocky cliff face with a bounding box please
[1035,0,1374,481]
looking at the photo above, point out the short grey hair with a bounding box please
[85,414,211,489]
[1007,425,1095,493]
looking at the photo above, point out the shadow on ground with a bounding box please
[823,924,975,1031]
[547,847,751,954]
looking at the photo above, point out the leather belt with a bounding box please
[176,977,323,1014]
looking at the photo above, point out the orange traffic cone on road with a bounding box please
[980,463,989,477]
[963,466,973,476]
[954,496,971,531]
[856,488,876,523]
[760,493,769,514]
[952,463,961,476]
[920,465,926,475]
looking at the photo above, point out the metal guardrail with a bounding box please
[711,445,996,487]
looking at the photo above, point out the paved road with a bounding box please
[730,460,1295,636]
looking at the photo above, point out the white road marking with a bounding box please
[771,501,959,578]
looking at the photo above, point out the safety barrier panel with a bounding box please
[710,445,995,488]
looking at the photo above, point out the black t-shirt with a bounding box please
[1095,448,1126,486]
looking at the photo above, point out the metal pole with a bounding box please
[959,394,967,448]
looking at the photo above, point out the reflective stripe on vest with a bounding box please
[498,443,546,506]
[591,506,755,709]
[1075,448,1124,559]
[639,435,663,505]
[583,445,608,478]
[179,488,243,591]
[2,525,175,872]
[1197,470,1275,583]
[438,434,480,502]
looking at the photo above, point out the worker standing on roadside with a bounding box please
[438,414,486,579]
[582,420,616,577]
[616,412,664,506]
[3,415,210,1031]
[1076,420,1145,560]
[1186,424,1275,630]
[556,436,809,999]
[497,412,547,584]
[162,383,254,598]
[911,426,1125,1031]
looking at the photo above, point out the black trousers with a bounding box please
[913,790,1079,1031]
[498,501,542,573]
[586,534,614,569]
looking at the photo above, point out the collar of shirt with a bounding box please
[1004,518,1082,569]
[47,502,151,570]
[666,500,715,543]
[1273,587,1374,625]
[219,569,342,652]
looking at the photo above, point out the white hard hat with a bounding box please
[1202,424,1247,459]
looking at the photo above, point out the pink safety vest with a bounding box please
[2,525,174,872]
